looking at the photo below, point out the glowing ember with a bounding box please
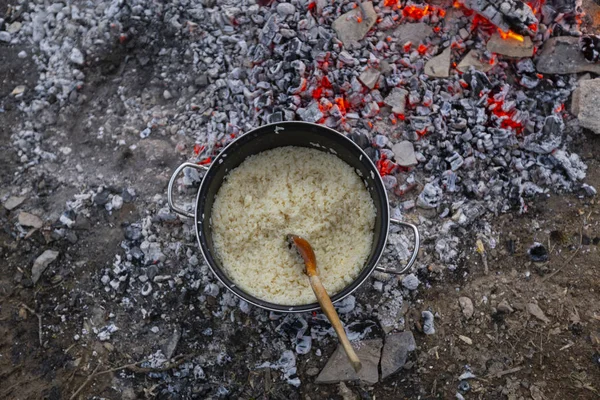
[487,96,523,134]
[193,144,204,155]
[198,157,212,165]
[498,29,524,42]
[383,0,398,7]
[417,44,428,55]
[376,156,396,176]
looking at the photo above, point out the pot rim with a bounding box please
[193,121,391,313]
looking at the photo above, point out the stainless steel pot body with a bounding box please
[168,122,419,312]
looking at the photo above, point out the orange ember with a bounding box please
[376,157,396,176]
[383,0,399,6]
[417,44,428,54]
[487,96,523,134]
[498,29,524,42]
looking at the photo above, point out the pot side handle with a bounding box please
[376,218,420,275]
[167,162,209,218]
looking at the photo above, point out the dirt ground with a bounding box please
[1,3,600,400]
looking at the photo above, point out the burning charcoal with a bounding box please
[349,132,370,149]
[447,152,465,171]
[520,75,539,89]
[297,101,323,123]
[461,0,538,36]
[335,295,356,313]
[417,183,443,209]
[528,242,548,262]
[260,15,279,46]
[581,35,600,63]
[362,101,380,118]
[424,47,452,78]
[276,315,308,343]
[331,1,377,46]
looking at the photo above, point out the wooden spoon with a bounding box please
[288,234,362,372]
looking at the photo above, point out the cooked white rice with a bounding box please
[211,146,376,305]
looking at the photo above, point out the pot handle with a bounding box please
[375,218,420,275]
[167,162,209,218]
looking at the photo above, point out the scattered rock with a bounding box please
[315,339,382,384]
[424,47,452,78]
[528,242,548,262]
[163,328,181,359]
[338,382,358,400]
[497,299,514,313]
[359,68,380,89]
[93,190,110,206]
[458,297,474,319]
[18,212,43,229]
[392,22,433,46]
[384,88,408,115]
[527,303,550,323]
[306,367,320,377]
[392,141,418,167]
[332,2,376,46]
[163,90,173,100]
[0,31,11,42]
[276,3,296,16]
[380,331,416,379]
[402,273,420,290]
[69,48,85,65]
[17,50,27,59]
[6,21,22,33]
[4,196,25,210]
[487,33,534,58]
[536,36,600,75]
[577,78,600,134]
[458,335,473,345]
[422,311,435,335]
[32,250,60,284]
[457,50,494,73]
[11,86,26,97]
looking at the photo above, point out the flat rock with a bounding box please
[392,141,417,166]
[536,36,600,75]
[332,2,376,46]
[526,303,550,323]
[4,196,25,210]
[380,331,416,379]
[391,22,433,46]
[18,211,43,229]
[424,47,452,78]
[458,296,474,319]
[32,250,60,284]
[316,339,382,384]
[384,88,408,114]
[359,68,380,89]
[457,50,494,73]
[487,33,533,58]
[577,78,600,134]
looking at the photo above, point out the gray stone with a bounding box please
[497,299,514,313]
[577,78,600,134]
[32,250,60,284]
[276,3,296,16]
[457,50,494,73]
[401,273,420,290]
[487,33,533,58]
[359,68,380,89]
[380,331,416,379]
[392,22,433,46]
[6,21,21,33]
[392,141,417,166]
[332,2,376,46]
[424,47,452,78]
[69,48,84,65]
[458,297,474,319]
[163,90,173,100]
[0,31,11,42]
[18,212,43,228]
[536,36,600,75]
[422,311,435,335]
[4,196,25,211]
[338,382,358,400]
[315,339,382,384]
[527,303,550,323]
[384,88,408,115]
[163,328,181,359]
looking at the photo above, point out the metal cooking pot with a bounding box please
[168,122,419,313]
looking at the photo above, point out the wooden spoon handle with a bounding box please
[309,275,362,372]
